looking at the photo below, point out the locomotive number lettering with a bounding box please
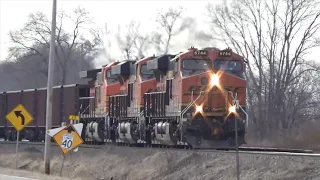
[194,50,208,56]
[219,50,232,57]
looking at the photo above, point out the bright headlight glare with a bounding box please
[196,105,202,112]
[211,74,219,86]
[229,105,236,113]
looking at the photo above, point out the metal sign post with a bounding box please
[47,123,84,177]
[5,104,34,169]
[229,91,240,180]
[15,131,19,169]
[235,114,240,180]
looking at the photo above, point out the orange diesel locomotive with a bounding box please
[144,47,247,148]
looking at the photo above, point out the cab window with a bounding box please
[214,60,243,76]
[182,59,211,76]
[106,69,118,84]
[140,64,155,81]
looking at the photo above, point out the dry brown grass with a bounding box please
[0,143,320,180]
[246,121,320,151]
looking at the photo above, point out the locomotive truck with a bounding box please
[0,46,248,149]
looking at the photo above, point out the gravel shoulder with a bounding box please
[0,143,319,180]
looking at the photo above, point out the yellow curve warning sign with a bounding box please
[6,104,34,131]
[53,124,84,155]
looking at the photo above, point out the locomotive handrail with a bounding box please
[181,91,205,117]
[240,106,249,129]
[228,91,249,129]
[80,104,90,115]
[79,96,95,115]
[79,96,95,99]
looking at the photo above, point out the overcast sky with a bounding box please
[0,0,216,64]
[0,0,318,66]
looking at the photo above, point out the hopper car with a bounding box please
[0,46,248,149]
[0,84,91,141]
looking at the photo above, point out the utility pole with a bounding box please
[44,0,57,175]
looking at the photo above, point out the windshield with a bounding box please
[182,59,211,76]
[106,69,118,84]
[140,64,155,80]
[214,60,243,74]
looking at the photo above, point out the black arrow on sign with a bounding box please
[65,125,75,133]
[14,111,25,125]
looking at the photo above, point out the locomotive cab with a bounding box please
[103,62,121,112]
[109,60,136,116]
[135,56,158,114]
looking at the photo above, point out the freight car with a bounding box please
[0,84,91,141]
[79,46,248,148]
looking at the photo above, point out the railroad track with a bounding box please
[0,140,319,157]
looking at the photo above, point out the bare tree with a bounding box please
[207,0,320,139]
[9,7,100,85]
[116,20,152,60]
[154,7,184,54]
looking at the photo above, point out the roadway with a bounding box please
[0,174,38,180]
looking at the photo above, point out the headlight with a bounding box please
[228,105,236,113]
[211,74,219,86]
[196,105,202,112]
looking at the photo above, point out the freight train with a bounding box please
[0,47,248,149]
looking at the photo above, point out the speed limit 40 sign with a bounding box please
[61,133,74,149]
[52,124,84,155]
